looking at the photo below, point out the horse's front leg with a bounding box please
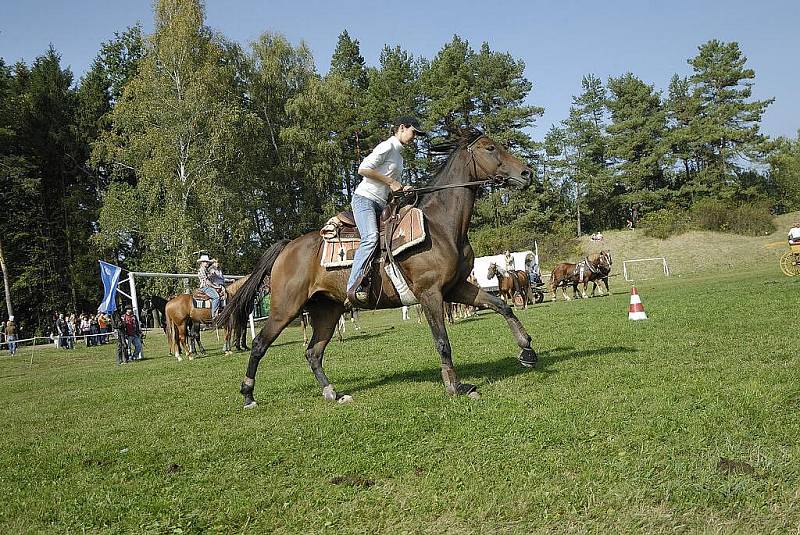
[418,289,479,398]
[602,277,610,296]
[446,281,537,368]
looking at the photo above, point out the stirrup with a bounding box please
[346,287,369,308]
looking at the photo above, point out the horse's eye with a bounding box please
[485,145,496,152]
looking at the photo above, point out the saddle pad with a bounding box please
[320,207,426,269]
[192,298,212,309]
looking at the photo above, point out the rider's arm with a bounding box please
[358,167,403,192]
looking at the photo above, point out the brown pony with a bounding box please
[486,262,531,308]
[165,275,249,361]
[549,250,613,301]
[218,130,536,408]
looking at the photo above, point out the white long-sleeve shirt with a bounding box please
[355,135,404,206]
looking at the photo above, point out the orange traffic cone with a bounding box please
[628,286,647,320]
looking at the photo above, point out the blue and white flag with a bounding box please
[98,261,123,313]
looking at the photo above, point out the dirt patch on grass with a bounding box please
[330,474,375,488]
[716,457,754,475]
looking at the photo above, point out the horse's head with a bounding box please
[592,250,612,272]
[487,262,498,279]
[465,133,532,190]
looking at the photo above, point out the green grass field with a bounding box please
[1,265,799,533]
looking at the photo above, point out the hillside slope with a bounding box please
[572,211,799,276]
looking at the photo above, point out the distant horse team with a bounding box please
[549,250,613,301]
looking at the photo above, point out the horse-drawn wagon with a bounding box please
[780,242,800,276]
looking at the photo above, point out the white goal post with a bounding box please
[622,257,670,282]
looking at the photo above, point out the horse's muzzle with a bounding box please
[506,168,532,190]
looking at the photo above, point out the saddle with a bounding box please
[191,289,226,310]
[319,205,426,268]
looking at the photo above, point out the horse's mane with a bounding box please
[427,128,484,182]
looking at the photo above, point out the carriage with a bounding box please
[780,242,800,276]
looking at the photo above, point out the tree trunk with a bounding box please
[0,234,14,319]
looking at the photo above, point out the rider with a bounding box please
[789,222,800,245]
[504,250,523,299]
[197,253,223,318]
[346,116,426,307]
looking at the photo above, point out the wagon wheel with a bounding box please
[780,251,800,276]
[534,291,544,304]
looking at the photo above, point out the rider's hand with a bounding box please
[389,180,404,192]
[402,185,413,192]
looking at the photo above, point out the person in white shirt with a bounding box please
[788,223,800,245]
[346,116,426,307]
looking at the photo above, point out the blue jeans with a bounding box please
[202,287,220,316]
[126,335,143,360]
[6,335,16,356]
[347,194,384,292]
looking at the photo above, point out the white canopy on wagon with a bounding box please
[472,246,539,292]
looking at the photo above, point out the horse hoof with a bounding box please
[337,395,354,404]
[225,351,232,356]
[455,383,478,397]
[518,347,538,368]
[243,400,258,409]
[322,385,337,402]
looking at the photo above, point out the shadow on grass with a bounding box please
[347,345,637,394]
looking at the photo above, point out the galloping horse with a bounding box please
[218,130,536,408]
[549,250,613,301]
[486,262,531,308]
[164,275,249,360]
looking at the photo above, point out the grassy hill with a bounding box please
[575,210,799,276]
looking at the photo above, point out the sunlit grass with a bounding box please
[1,266,798,532]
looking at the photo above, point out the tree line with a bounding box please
[1,0,798,333]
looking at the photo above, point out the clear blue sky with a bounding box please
[2,0,798,139]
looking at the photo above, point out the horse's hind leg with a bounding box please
[304,298,345,401]
[446,281,537,368]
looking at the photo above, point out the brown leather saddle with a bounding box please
[319,205,426,268]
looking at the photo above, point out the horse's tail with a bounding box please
[165,313,177,355]
[215,239,291,332]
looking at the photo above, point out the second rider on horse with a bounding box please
[346,116,426,307]
[198,253,226,318]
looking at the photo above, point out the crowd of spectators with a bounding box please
[51,311,113,349]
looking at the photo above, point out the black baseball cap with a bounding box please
[395,116,427,136]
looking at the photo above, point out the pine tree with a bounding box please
[687,40,774,191]
[605,73,668,198]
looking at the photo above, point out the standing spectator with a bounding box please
[111,309,128,364]
[66,314,77,349]
[5,316,18,356]
[97,312,108,344]
[56,313,68,349]
[0,320,6,350]
[89,314,100,346]
[122,306,144,361]
[80,314,91,345]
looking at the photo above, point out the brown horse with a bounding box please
[549,250,613,301]
[486,262,531,308]
[218,130,535,408]
[165,275,249,361]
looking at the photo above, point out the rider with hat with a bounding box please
[197,253,224,318]
[346,116,426,307]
